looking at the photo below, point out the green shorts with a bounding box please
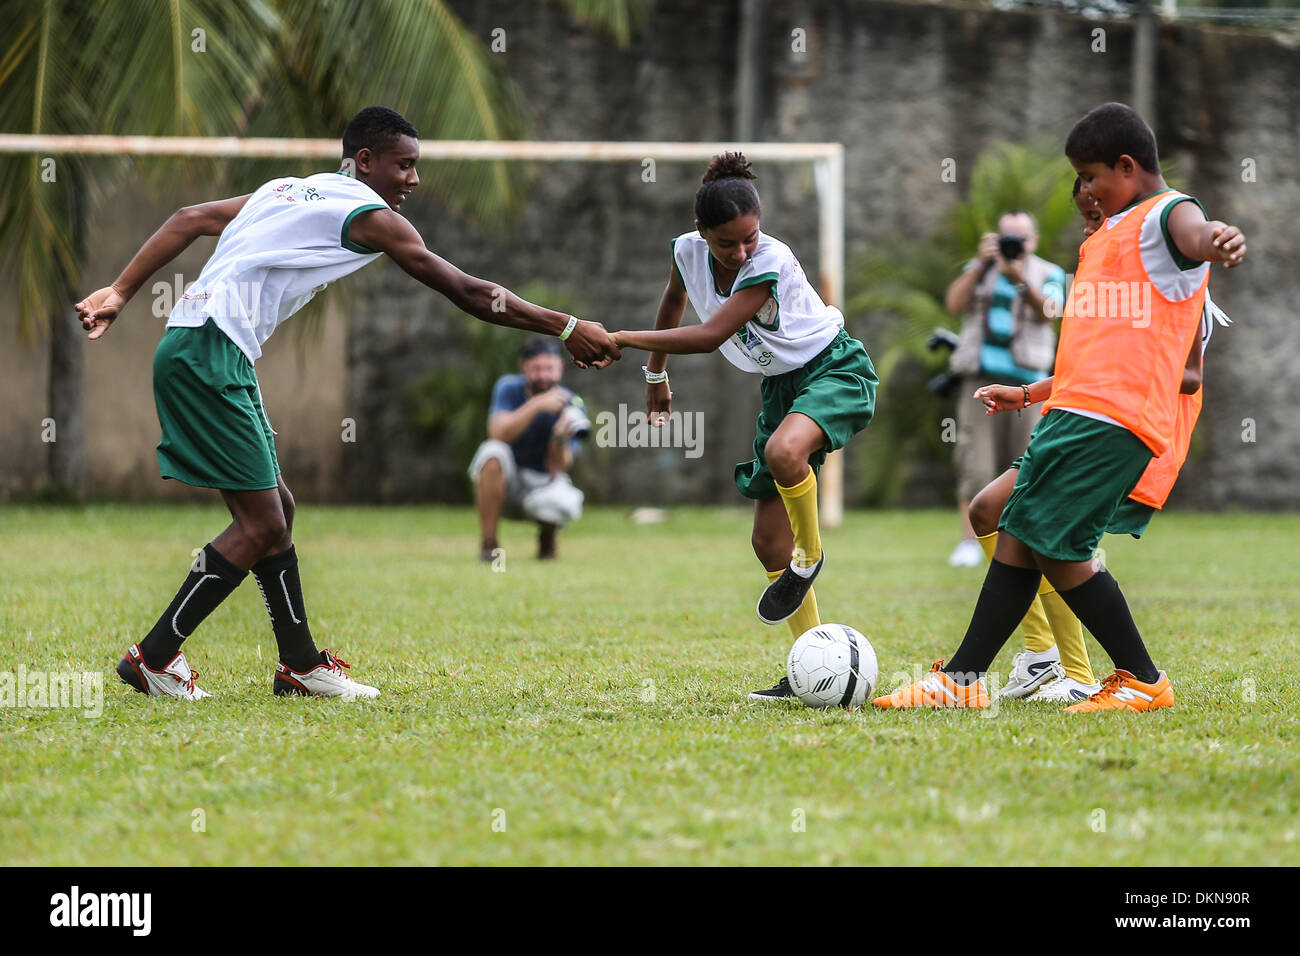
[1008,449,1157,540]
[153,320,280,491]
[999,409,1152,561]
[1106,496,1156,538]
[734,329,877,499]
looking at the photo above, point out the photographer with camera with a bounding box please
[942,210,1065,567]
[469,338,587,561]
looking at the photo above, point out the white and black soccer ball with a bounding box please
[786,624,878,708]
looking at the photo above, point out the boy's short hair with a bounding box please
[342,106,418,160]
[1065,102,1159,173]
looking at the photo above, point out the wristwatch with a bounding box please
[1015,281,1029,294]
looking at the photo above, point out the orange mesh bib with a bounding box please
[1044,191,1208,457]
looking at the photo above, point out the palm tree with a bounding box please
[844,141,1079,506]
[0,0,648,498]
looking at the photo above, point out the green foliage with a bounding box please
[846,141,1079,506]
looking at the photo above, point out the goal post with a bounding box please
[0,134,847,526]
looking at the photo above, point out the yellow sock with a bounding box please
[977,532,1054,654]
[766,569,820,637]
[1041,588,1094,685]
[776,470,821,568]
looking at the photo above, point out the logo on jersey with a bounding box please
[733,325,774,367]
[272,182,325,203]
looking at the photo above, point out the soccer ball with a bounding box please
[786,624,878,708]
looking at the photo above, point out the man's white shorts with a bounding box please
[468,439,584,527]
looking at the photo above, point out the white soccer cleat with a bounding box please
[273,649,380,699]
[117,644,211,700]
[998,649,1063,699]
[1028,675,1102,703]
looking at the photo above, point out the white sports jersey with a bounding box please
[671,231,843,375]
[166,173,388,362]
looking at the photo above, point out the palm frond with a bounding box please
[265,0,531,227]
[0,0,94,338]
[557,0,655,46]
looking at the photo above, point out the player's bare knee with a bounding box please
[968,491,999,537]
[253,515,290,555]
[763,435,805,485]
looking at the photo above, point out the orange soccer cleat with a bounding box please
[872,660,990,710]
[1063,669,1174,714]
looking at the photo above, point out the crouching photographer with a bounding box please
[469,338,587,561]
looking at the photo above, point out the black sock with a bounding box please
[138,544,247,669]
[251,545,321,672]
[944,560,1043,684]
[1056,570,1158,683]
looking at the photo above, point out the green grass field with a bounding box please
[2,504,1297,866]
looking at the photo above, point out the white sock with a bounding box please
[789,559,819,579]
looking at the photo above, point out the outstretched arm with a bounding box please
[350,208,619,368]
[1167,201,1246,268]
[644,269,688,423]
[613,283,769,355]
[75,194,251,339]
[974,377,1054,415]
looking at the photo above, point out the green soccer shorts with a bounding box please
[153,320,281,491]
[999,409,1153,561]
[734,329,878,500]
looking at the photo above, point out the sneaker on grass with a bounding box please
[274,649,380,699]
[998,649,1063,699]
[872,660,989,709]
[1028,675,1101,703]
[117,644,210,700]
[1063,670,1173,714]
[748,674,797,702]
[757,553,825,625]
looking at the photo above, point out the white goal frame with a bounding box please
[0,134,848,526]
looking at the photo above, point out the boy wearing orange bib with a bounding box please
[875,102,1246,713]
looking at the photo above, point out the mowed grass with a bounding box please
[2,504,1298,866]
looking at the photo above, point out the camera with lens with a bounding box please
[998,235,1026,261]
[557,395,592,441]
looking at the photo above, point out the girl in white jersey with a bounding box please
[611,153,878,701]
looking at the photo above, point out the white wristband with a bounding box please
[643,366,669,385]
[558,315,578,341]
